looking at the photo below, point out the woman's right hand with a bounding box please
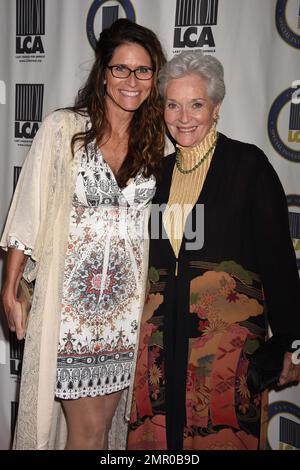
[1,247,28,340]
[2,285,26,340]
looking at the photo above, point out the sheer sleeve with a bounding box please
[0,112,64,281]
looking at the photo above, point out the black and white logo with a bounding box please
[173,0,218,51]
[16,0,45,62]
[87,0,136,50]
[267,401,300,450]
[15,84,44,146]
[14,166,22,190]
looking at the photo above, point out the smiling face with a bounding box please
[164,74,220,147]
[104,42,153,114]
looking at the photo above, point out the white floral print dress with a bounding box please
[54,141,156,399]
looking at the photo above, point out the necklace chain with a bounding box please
[175,132,219,174]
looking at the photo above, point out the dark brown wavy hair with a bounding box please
[69,19,166,187]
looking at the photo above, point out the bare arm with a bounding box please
[1,247,27,340]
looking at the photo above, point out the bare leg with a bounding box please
[62,390,123,450]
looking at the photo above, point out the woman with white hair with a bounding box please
[127,50,300,450]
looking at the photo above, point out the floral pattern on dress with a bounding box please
[55,142,155,399]
[128,261,268,450]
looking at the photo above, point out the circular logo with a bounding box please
[268,87,300,163]
[267,401,300,449]
[87,0,136,50]
[287,194,300,270]
[275,0,300,49]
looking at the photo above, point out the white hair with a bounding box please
[158,50,225,104]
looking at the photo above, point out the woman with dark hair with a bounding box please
[1,19,165,450]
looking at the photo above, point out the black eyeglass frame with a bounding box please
[106,65,155,80]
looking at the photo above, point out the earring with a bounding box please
[103,79,107,85]
[213,114,219,124]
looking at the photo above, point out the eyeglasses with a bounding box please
[106,64,154,80]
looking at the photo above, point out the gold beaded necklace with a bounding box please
[175,132,219,174]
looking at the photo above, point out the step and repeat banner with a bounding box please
[0,0,299,450]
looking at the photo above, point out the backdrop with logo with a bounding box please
[0,0,299,450]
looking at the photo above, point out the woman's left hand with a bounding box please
[278,352,300,386]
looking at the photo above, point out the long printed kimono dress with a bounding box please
[127,133,300,450]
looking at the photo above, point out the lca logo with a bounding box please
[268,82,300,163]
[173,0,218,50]
[14,84,44,141]
[16,0,45,55]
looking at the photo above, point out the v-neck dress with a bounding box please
[55,141,156,399]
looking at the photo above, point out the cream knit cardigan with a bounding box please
[1,110,147,449]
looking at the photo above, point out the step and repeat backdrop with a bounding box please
[0,0,299,450]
